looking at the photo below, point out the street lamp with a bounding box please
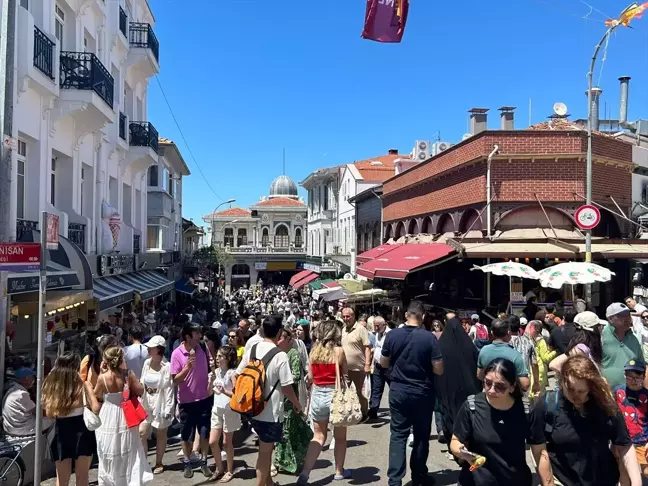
[210,198,236,247]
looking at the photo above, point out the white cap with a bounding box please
[145,335,166,348]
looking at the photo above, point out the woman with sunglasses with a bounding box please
[537,355,641,486]
[227,328,245,364]
[450,358,552,486]
[640,311,648,361]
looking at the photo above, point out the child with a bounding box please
[614,359,648,480]
[208,345,240,483]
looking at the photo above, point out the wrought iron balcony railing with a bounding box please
[119,112,126,140]
[129,22,159,63]
[68,222,86,251]
[16,219,38,241]
[33,26,55,79]
[129,121,158,153]
[59,51,114,108]
[133,234,141,254]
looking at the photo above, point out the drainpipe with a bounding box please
[486,145,499,239]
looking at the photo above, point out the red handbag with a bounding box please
[121,383,147,429]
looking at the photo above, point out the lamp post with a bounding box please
[207,199,235,297]
[216,220,238,294]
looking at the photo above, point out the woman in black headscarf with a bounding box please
[437,317,481,443]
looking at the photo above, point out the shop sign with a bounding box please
[98,254,135,276]
[46,214,60,250]
[99,291,134,311]
[7,272,80,294]
[574,205,601,230]
[0,243,40,271]
[303,263,321,273]
[511,291,525,302]
[138,282,174,301]
[255,262,268,270]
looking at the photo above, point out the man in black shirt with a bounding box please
[381,301,443,486]
[550,309,577,355]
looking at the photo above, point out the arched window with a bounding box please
[237,228,247,246]
[372,222,379,248]
[295,228,303,247]
[224,228,234,247]
[261,228,269,247]
[274,225,289,248]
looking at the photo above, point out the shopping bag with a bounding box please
[362,375,371,400]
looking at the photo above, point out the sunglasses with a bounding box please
[626,374,644,383]
[642,316,648,320]
[228,335,236,339]
[483,378,509,394]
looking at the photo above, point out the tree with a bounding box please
[193,245,234,276]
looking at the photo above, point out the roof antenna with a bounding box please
[282,148,286,175]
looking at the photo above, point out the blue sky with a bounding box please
[148,0,648,226]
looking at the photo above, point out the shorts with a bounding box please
[636,444,648,466]
[309,384,334,423]
[178,396,213,442]
[211,405,242,433]
[250,419,283,444]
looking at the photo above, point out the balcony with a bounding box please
[16,219,38,242]
[68,222,86,251]
[129,121,158,152]
[119,112,126,140]
[33,27,55,80]
[60,52,113,108]
[133,234,141,254]
[126,22,159,79]
[226,245,306,254]
[119,7,127,37]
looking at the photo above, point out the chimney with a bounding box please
[585,87,602,131]
[619,76,630,127]
[498,106,516,130]
[469,108,489,135]
[388,148,398,155]
[394,159,403,175]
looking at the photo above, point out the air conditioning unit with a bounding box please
[413,140,431,161]
[432,141,453,156]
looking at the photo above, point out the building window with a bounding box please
[17,140,26,219]
[323,184,329,210]
[168,171,174,197]
[80,167,84,215]
[237,228,247,246]
[20,0,28,9]
[147,225,161,249]
[224,228,234,247]
[148,165,158,186]
[55,5,64,47]
[274,225,289,248]
[50,158,56,206]
[160,167,169,191]
[295,228,303,248]
[262,228,269,247]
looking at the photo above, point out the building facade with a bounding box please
[300,167,338,259]
[350,185,383,254]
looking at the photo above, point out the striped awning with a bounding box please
[93,270,174,311]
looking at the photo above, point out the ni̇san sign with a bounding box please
[0,243,40,271]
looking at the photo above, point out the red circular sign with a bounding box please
[574,205,601,230]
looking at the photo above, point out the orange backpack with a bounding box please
[230,344,281,418]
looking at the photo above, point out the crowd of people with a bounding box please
[4,284,648,486]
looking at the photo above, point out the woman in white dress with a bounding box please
[139,335,174,474]
[93,346,153,486]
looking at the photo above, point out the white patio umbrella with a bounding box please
[537,262,615,289]
[471,262,540,280]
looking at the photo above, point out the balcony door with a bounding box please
[274,225,289,248]
[54,5,65,49]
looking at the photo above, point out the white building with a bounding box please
[300,166,338,259]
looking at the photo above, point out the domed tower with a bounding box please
[269,175,299,199]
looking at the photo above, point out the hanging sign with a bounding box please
[46,214,60,250]
[361,0,410,43]
[574,205,601,230]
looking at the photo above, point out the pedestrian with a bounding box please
[273,327,314,475]
[228,328,245,363]
[124,325,148,379]
[602,303,644,389]
[298,320,350,484]
[381,300,443,486]
[94,346,153,485]
[139,336,174,474]
[468,314,489,344]
[614,360,648,483]
[42,353,99,486]
[477,318,530,392]
[369,316,390,420]
[549,309,577,356]
[234,315,301,486]
[625,297,648,346]
[450,358,552,485]
[208,345,240,482]
[170,323,212,478]
[537,355,642,486]
[431,319,444,341]
[437,317,480,445]
[526,320,556,399]
[341,307,371,419]
[549,311,604,373]
[80,334,120,388]
[296,322,312,353]
[509,315,540,396]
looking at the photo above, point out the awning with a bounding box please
[356,244,402,264]
[322,280,341,288]
[93,270,174,311]
[175,279,196,295]
[8,229,93,295]
[573,243,648,259]
[313,286,349,301]
[356,243,456,280]
[308,279,335,290]
[462,242,577,258]
[290,270,314,287]
[292,271,319,289]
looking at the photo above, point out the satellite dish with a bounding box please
[553,102,568,117]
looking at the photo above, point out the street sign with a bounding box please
[0,243,41,271]
[2,134,16,150]
[575,204,601,230]
[46,214,59,250]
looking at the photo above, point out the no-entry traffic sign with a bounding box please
[575,204,601,230]
[0,243,41,271]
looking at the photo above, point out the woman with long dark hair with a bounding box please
[450,358,551,485]
[549,311,604,374]
[437,317,480,443]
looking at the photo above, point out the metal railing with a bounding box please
[133,234,141,254]
[129,121,158,153]
[119,7,127,37]
[226,245,306,254]
[33,26,55,79]
[68,223,86,251]
[119,112,126,140]
[16,219,38,241]
[59,52,114,108]
[129,22,159,62]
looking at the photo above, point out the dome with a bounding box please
[269,175,298,198]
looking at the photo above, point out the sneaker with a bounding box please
[183,462,194,479]
[190,451,202,462]
[407,433,414,447]
[199,460,211,477]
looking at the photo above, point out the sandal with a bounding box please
[270,465,279,477]
[153,464,164,474]
[220,472,234,483]
[209,470,224,482]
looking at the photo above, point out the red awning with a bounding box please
[356,243,456,280]
[356,244,403,264]
[322,280,341,288]
[290,270,314,287]
[293,271,319,289]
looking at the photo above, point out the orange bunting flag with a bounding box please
[605,2,648,27]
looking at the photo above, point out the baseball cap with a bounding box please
[520,317,528,326]
[574,311,605,332]
[624,359,646,374]
[471,314,480,321]
[14,367,36,380]
[145,335,166,348]
[606,302,631,318]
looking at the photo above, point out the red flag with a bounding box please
[362,0,409,43]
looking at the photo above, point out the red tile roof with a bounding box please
[352,154,403,182]
[213,207,252,217]
[253,197,306,207]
